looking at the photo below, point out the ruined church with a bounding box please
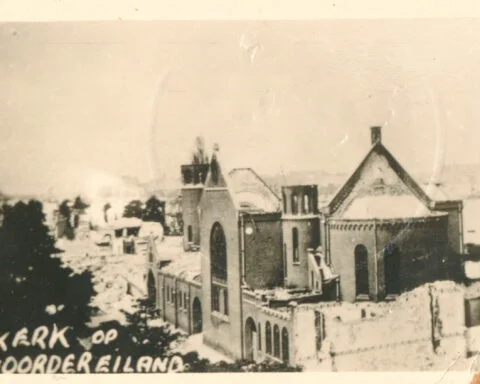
[146,126,464,364]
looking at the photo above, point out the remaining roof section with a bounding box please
[111,217,142,230]
[152,236,201,281]
[160,251,202,282]
[228,168,281,213]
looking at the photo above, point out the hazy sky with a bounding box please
[1,19,480,197]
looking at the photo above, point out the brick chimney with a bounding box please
[370,126,382,145]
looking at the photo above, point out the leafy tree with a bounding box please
[73,195,89,212]
[183,356,303,372]
[142,196,166,228]
[123,200,144,219]
[90,299,182,360]
[58,199,75,240]
[103,202,112,223]
[0,200,96,333]
[59,199,71,219]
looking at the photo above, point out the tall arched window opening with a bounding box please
[258,323,262,351]
[354,244,369,296]
[273,325,280,358]
[266,322,272,354]
[303,194,310,214]
[281,327,289,363]
[291,194,298,214]
[210,222,228,315]
[292,228,299,263]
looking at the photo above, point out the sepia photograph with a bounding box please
[1,2,480,379]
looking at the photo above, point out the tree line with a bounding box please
[56,195,172,240]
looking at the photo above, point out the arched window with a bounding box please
[258,323,262,351]
[273,325,280,358]
[282,328,289,363]
[266,322,272,354]
[187,225,193,243]
[303,194,310,214]
[292,228,299,263]
[211,223,227,281]
[291,194,298,215]
[211,222,228,315]
[354,244,369,296]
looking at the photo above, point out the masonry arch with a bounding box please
[354,244,369,296]
[210,222,228,315]
[192,297,203,333]
[265,321,272,354]
[211,222,227,281]
[245,317,258,361]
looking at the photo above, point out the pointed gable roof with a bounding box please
[228,168,281,213]
[202,144,280,214]
[326,139,440,219]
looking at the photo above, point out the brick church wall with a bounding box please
[200,188,243,360]
[243,214,284,289]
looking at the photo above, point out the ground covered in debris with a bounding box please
[56,234,228,363]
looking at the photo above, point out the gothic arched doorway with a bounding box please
[245,317,258,361]
[384,243,401,295]
[192,297,203,333]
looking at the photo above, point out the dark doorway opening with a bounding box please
[384,243,401,295]
[245,317,257,361]
[192,297,203,333]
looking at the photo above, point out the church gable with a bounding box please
[329,143,435,220]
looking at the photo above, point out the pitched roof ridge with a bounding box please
[228,167,280,202]
[327,142,433,215]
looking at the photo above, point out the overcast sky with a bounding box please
[1,19,480,197]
